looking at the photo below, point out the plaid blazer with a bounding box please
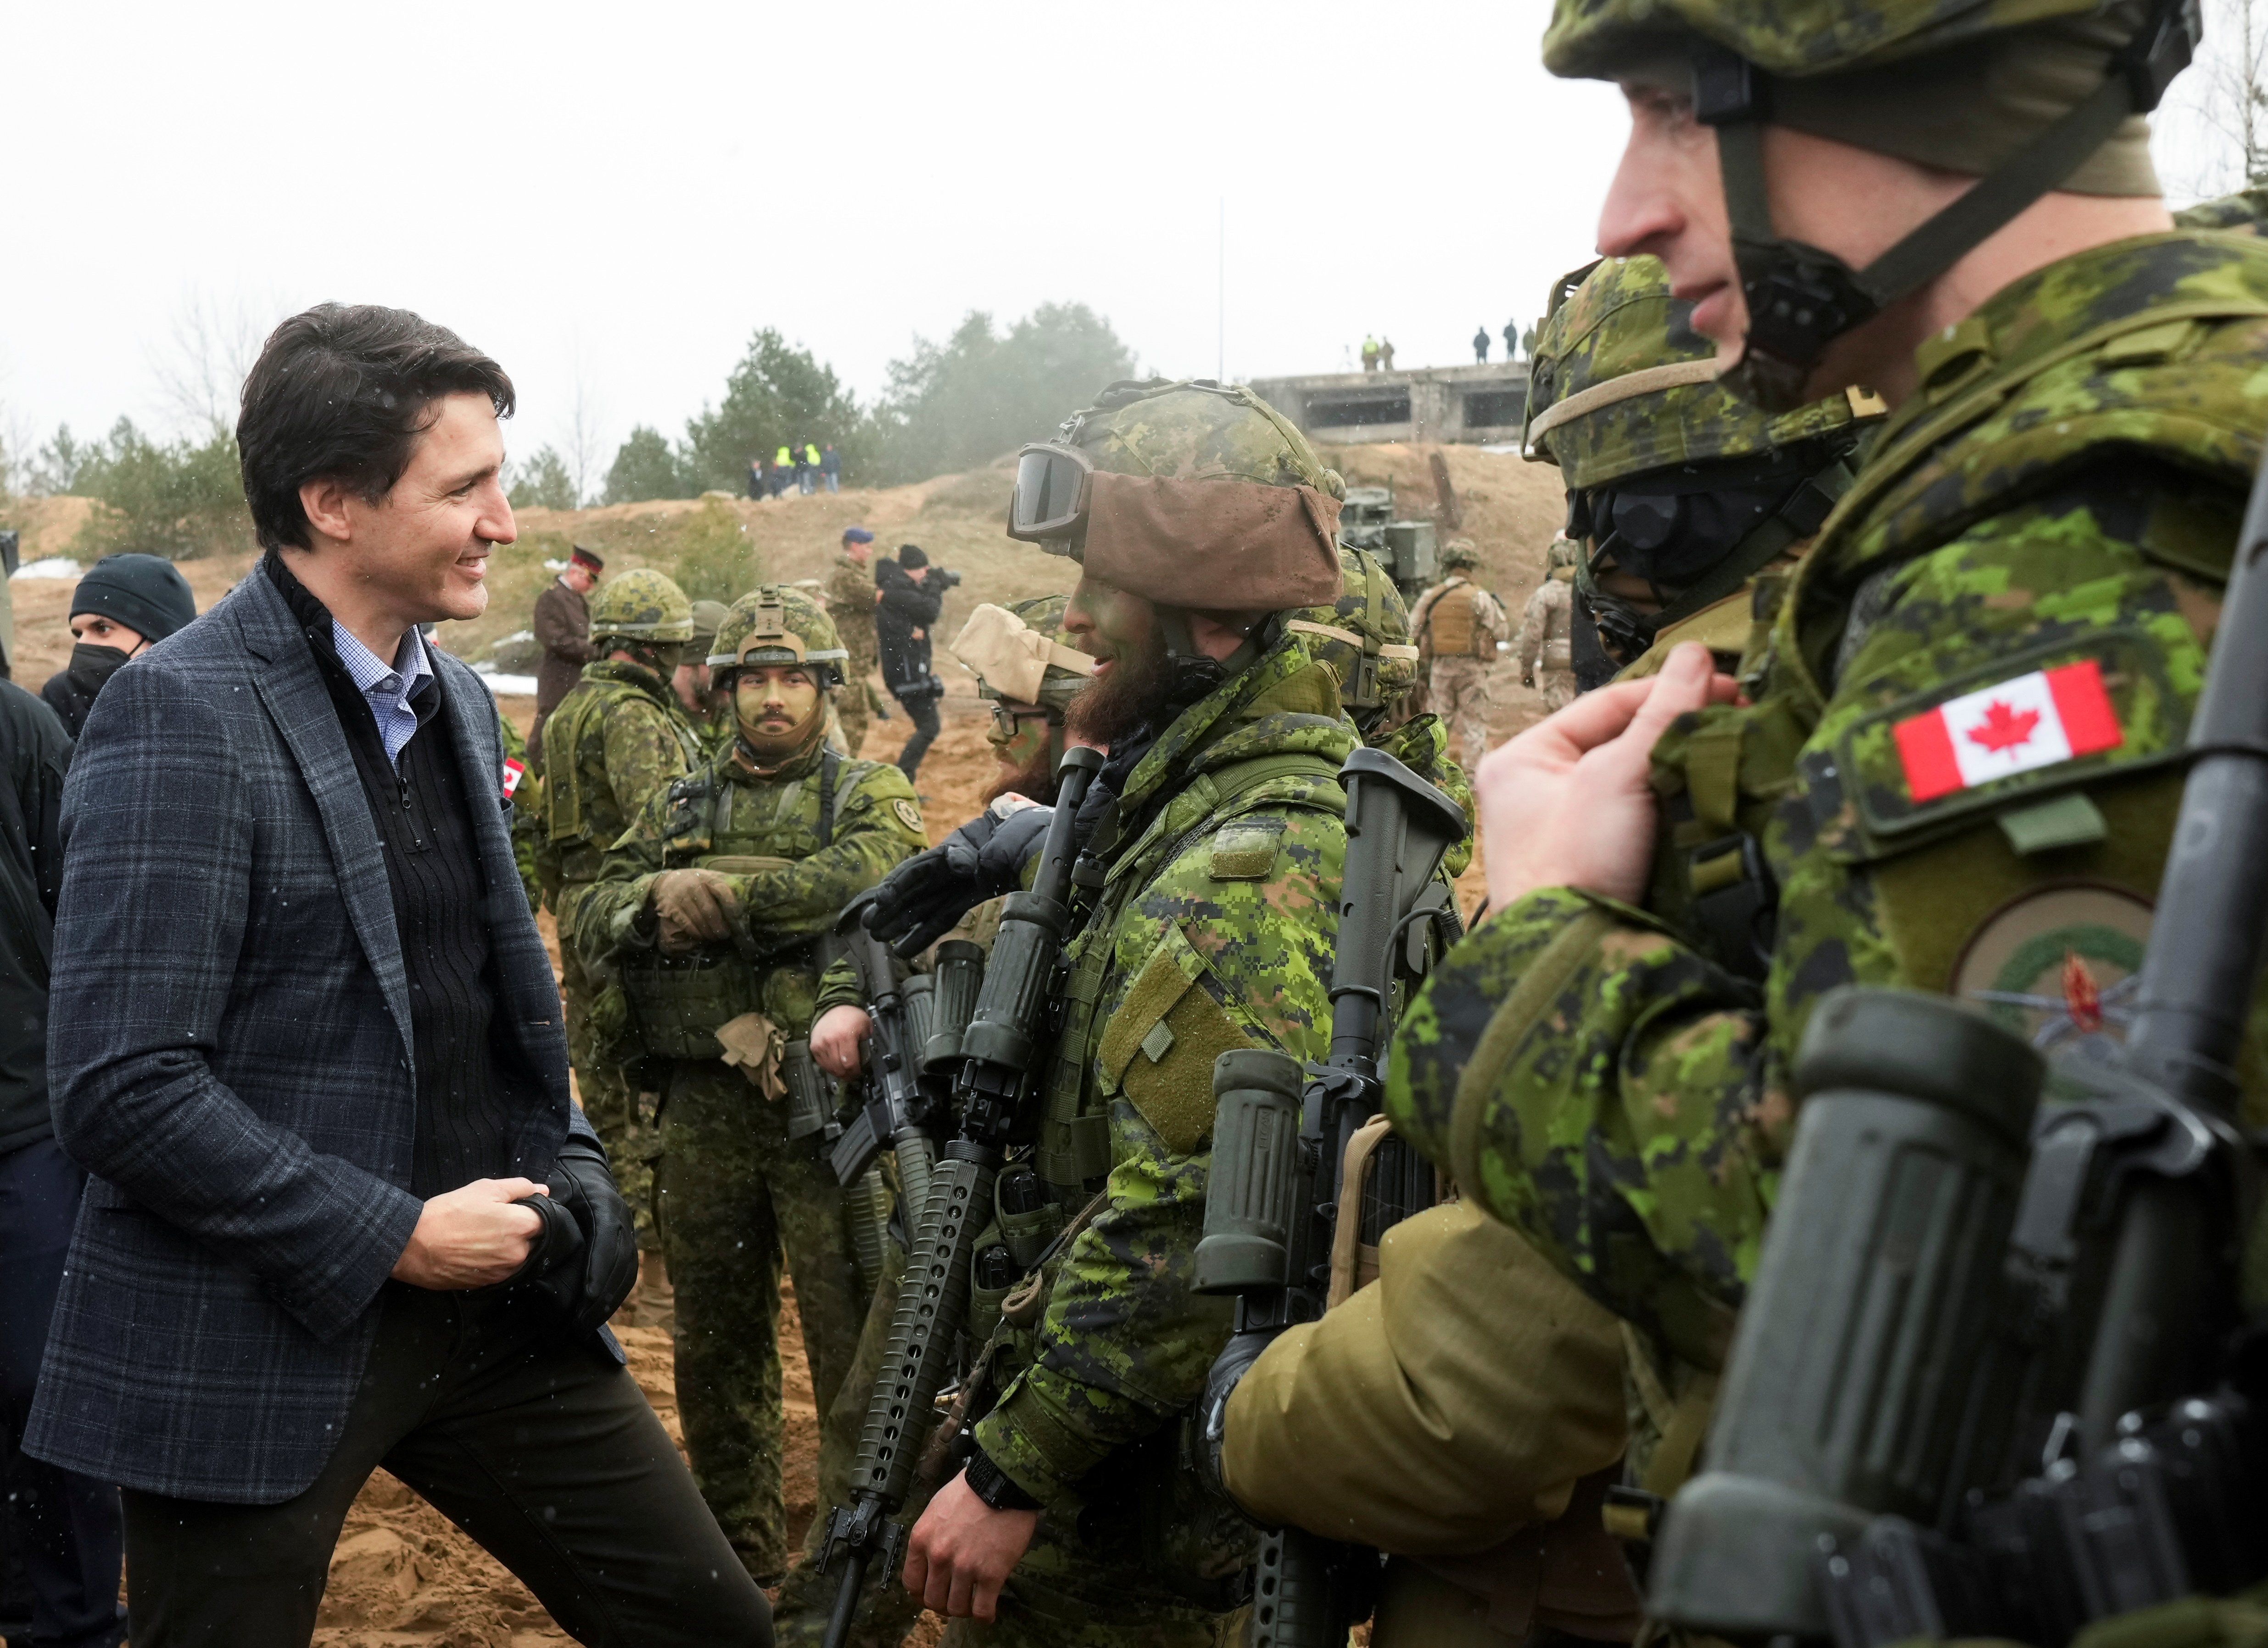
[23,566,598,1504]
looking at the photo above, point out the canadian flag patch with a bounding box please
[502,757,526,800]
[1893,659,2122,803]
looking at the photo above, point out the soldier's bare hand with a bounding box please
[649,869,739,956]
[1478,642,1735,912]
[811,1003,871,1077]
[902,1471,1039,1621]
[391,1178,547,1289]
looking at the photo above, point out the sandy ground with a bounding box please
[9,441,1559,1643]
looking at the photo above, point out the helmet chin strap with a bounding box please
[1156,608,1268,706]
[1697,0,2195,412]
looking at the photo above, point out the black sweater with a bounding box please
[875,561,942,693]
[267,556,537,1194]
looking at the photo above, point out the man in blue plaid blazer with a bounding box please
[23,306,772,1648]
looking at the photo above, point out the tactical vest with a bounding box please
[618,749,860,1062]
[1034,736,1351,1206]
[542,667,705,894]
[1419,580,1495,660]
[1652,236,2268,993]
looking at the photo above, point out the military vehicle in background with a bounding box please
[1335,485,1438,601]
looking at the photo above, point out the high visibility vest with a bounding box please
[805,444,820,465]
[776,446,792,466]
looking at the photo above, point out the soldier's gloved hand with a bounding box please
[866,797,1053,958]
[1195,1325,1276,1508]
[508,1138,638,1334]
[649,868,740,956]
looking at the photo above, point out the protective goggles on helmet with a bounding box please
[1007,444,1093,542]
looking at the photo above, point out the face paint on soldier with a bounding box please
[735,665,821,735]
[1063,577,1168,745]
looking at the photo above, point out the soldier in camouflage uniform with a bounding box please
[826,527,884,754]
[1521,254,1885,690]
[1409,540,1508,767]
[677,597,737,752]
[1386,0,2268,1611]
[579,586,927,1585]
[498,708,542,913]
[537,568,707,1260]
[1290,543,1475,878]
[1514,567,1579,711]
[864,380,1357,1646]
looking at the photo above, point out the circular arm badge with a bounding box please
[1951,881,2154,1061]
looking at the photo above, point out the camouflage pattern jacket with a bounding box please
[498,711,542,914]
[579,737,927,1045]
[1389,230,2268,1387]
[536,659,705,933]
[825,554,880,678]
[972,633,1358,1512]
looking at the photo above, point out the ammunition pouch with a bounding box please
[783,1038,834,1143]
[619,951,761,1062]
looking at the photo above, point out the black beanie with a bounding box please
[72,554,197,643]
[897,544,928,568]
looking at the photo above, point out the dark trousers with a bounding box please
[892,689,940,780]
[121,1283,771,1648]
[0,1140,125,1648]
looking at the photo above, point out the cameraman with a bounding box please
[875,543,950,782]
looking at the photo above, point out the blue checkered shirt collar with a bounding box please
[331,621,433,770]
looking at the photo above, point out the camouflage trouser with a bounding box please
[1429,656,1493,768]
[1535,669,1576,713]
[937,1568,1246,1648]
[835,674,874,757]
[658,1060,877,1584]
[559,926,657,1249]
[772,1242,933,1648]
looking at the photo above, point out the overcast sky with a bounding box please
[4,1,2250,484]
[0,0,1626,476]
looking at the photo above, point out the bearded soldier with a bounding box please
[676,597,736,751]
[1386,4,2268,1633]
[537,567,706,1278]
[1521,254,1885,690]
[1409,539,1507,766]
[860,380,1358,1645]
[580,587,926,1586]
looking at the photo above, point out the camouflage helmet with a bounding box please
[710,585,849,689]
[952,595,1093,716]
[1440,538,1481,571]
[1524,256,1883,493]
[588,568,694,644]
[1064,378,1345,499]
[1540,0,2193,409]
[1287,546,1422,723]
[687,599,732,654]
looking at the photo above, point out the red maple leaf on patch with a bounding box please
[1966,698,2040,753]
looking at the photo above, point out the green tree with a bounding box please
[509,444,579,510]
[870,303,1136,484]
[603,424,688,504]
[678,329,863,494]
[61,418,253,559]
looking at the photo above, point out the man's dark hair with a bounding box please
[237,303,515,553]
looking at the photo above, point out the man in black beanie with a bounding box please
[875,543,944,781]
[40,554,197,739]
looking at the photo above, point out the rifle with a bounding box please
[1194,746,1468,1648]
[1645,445,2268,1646]
[816,745,1106,1648]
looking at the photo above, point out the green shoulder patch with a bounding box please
[1097,921,1256,1155]
[1951,881,2153,1056]
[1208,818,1287,880]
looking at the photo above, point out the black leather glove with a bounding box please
[512,1136,639,1334]
[866,798,1054,958]
[1195,1326,1276,1508]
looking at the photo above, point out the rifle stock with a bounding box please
[817,747,1107,1648]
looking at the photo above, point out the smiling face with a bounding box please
[309,391,515,628]
[70,612,148,653]
[733,664,821,736]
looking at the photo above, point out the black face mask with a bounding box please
[67,642,133,691]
